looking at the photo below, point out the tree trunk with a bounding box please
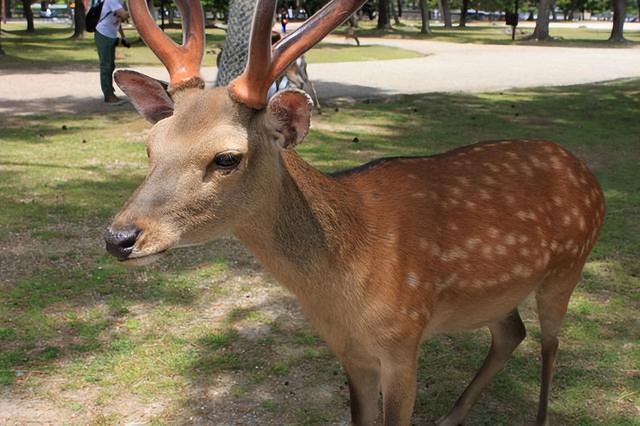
[0,8,4,56]
[439,0,452,28]
[377,0,390,29]
[72,0,86,39]
[459,0,469,27]
[637,0,640,22]
[529,0,552,40]
[609,0,626,41]
[397,0,402,17]
[20,0,34,32]
[551,1,557,21]
[0,0,5,56]
[215,0,256,86]
[419,0,431,34]
[390,0,400,25]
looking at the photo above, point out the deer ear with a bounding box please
[266,90,313,148]
[114,70,174,124]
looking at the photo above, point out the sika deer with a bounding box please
[104,0,605,424]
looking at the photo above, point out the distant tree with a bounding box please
[608,0,626,41]
[72,0,87,39]
[377,0,390,28]
[20,0,34,32]
[419,0,432,34]
[0,0,5,56]
[438,0,452,27]
[0,21,4,56]
[459,0,469,27]
[390,0,400,24]
[528,0,553,40]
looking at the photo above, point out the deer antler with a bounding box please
[228,0,367,109]
[129,0,205,92]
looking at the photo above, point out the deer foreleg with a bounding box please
[380,354,418,426]
[343,357,381,425]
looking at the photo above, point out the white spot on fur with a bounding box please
[504,194,516,205]
[457,176,471,186]
[505,234,517,246]
[502,163,517,174]
[495,245,507,256]
[441,246,468,262]
[483,175,497,185]
[406,272,419,289]
[483,162,500,173]
[465,238,481,250]
[479,189,492,200]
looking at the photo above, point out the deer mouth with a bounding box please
[119,251,167,266]
[104,225,172,265]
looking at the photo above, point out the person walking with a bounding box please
[94,0,129,103]
[279,7,288,34]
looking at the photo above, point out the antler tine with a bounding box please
[129,0,205,92]
[229,0,367,109]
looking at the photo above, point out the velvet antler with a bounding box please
[129,0,205,92]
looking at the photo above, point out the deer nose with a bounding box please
[104,225,141,260]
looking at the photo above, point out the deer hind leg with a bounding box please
[342,357,381,425]
[535,271,581,426]
[437,309,527,426]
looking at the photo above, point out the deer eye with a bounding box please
[205,152,242,178]
[214,152,241,168]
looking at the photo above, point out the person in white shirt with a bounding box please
[94,0,129,103]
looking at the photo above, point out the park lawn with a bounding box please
[0,22,421,71]
[1,79,639,424]
[340,19,640,46]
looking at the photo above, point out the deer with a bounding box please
[104,0,606,424]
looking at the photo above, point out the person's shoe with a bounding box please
[104,95,125,105]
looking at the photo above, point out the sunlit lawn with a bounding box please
[0,79,638,423]
[0,22,421,71]
[341,19,640,46]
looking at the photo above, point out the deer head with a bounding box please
[104,0,366,264]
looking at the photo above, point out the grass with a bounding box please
[0,79,639,423]
[0,22,421,71]
[339,19,640,46]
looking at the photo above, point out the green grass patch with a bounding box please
[0,79,638,423]
[338,20,640,46]
[0,22,421,71]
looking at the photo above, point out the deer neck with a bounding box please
[232,150,369,299]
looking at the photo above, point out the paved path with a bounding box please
[1,36,639,114]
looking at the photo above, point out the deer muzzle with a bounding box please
[104,225,141,260]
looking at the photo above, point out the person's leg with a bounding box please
[95,32,118,100]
